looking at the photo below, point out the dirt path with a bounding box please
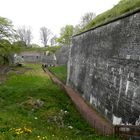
[44,68,114,135]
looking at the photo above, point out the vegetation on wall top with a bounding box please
[21,46,61,54]
[81,0,140,33]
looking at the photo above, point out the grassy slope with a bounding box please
[21,46,61,54]
[82,0,140,32]
[0,64,120,140]
[49,65,67,83]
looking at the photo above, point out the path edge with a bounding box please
[44,68,115,135]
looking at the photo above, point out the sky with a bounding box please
[0,0,120,45]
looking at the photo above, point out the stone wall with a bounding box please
[55,46,70,65]
[42,54,57,66]
[19,51,42,63]
[67,10,140,125]
[19,51,57,65]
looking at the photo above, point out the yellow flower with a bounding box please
[14,127,32,135]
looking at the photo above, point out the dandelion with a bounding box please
[23,127,32,133]
[13,127,32,135]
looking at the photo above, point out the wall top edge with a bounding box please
[73,7,140,38]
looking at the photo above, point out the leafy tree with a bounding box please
[40,27,51,47]
[57,25,74,47]
[0,39,13,64]
[0,16,15,40]
[13,41,27,48]
[0,16,19,65]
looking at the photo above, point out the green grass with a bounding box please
[81,0,140,32]
[0,64,120,140]
[49,65,67,83]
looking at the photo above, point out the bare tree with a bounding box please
[40,27,51,47]
[17,26,32,47]
[80,12,96,28]
[26,29,32,46]
[50,35,57,46]
[73,12,96,35]
[73,24,81,35]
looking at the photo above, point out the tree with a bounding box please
[31,43,40,48]
[57,25,74,47]
[40,27,51,47]
[13,41,27,48]
[0,16,18,65]
[26,28,32,46]
[0,39,19,64]
[80,12,96,28]
[0,16,15,40]
[50,35,57,46]
[73,12,96,34]
[17,26,33,47]
[73,25,82,35]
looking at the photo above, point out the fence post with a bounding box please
[114,125,119,136]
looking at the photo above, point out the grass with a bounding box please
[48,65,67,83]
[21,46,61,54]
[81,0,140,32]
[0,64,120,140]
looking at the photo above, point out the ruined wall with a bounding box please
[67,11,140,125]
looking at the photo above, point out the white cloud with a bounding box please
[0,0,120,45]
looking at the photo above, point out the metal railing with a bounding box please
[114,125,140,139]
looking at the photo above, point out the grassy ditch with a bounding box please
[0,64,120,140]
[48,65,67,83]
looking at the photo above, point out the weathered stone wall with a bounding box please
[22,56,41,62]
[56,46,70,65]
[19,51,42,63]
[68,11,140,125]
[19,51,57,65]
[42,54,57,65]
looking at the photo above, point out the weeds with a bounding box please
[0,64,120,139]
